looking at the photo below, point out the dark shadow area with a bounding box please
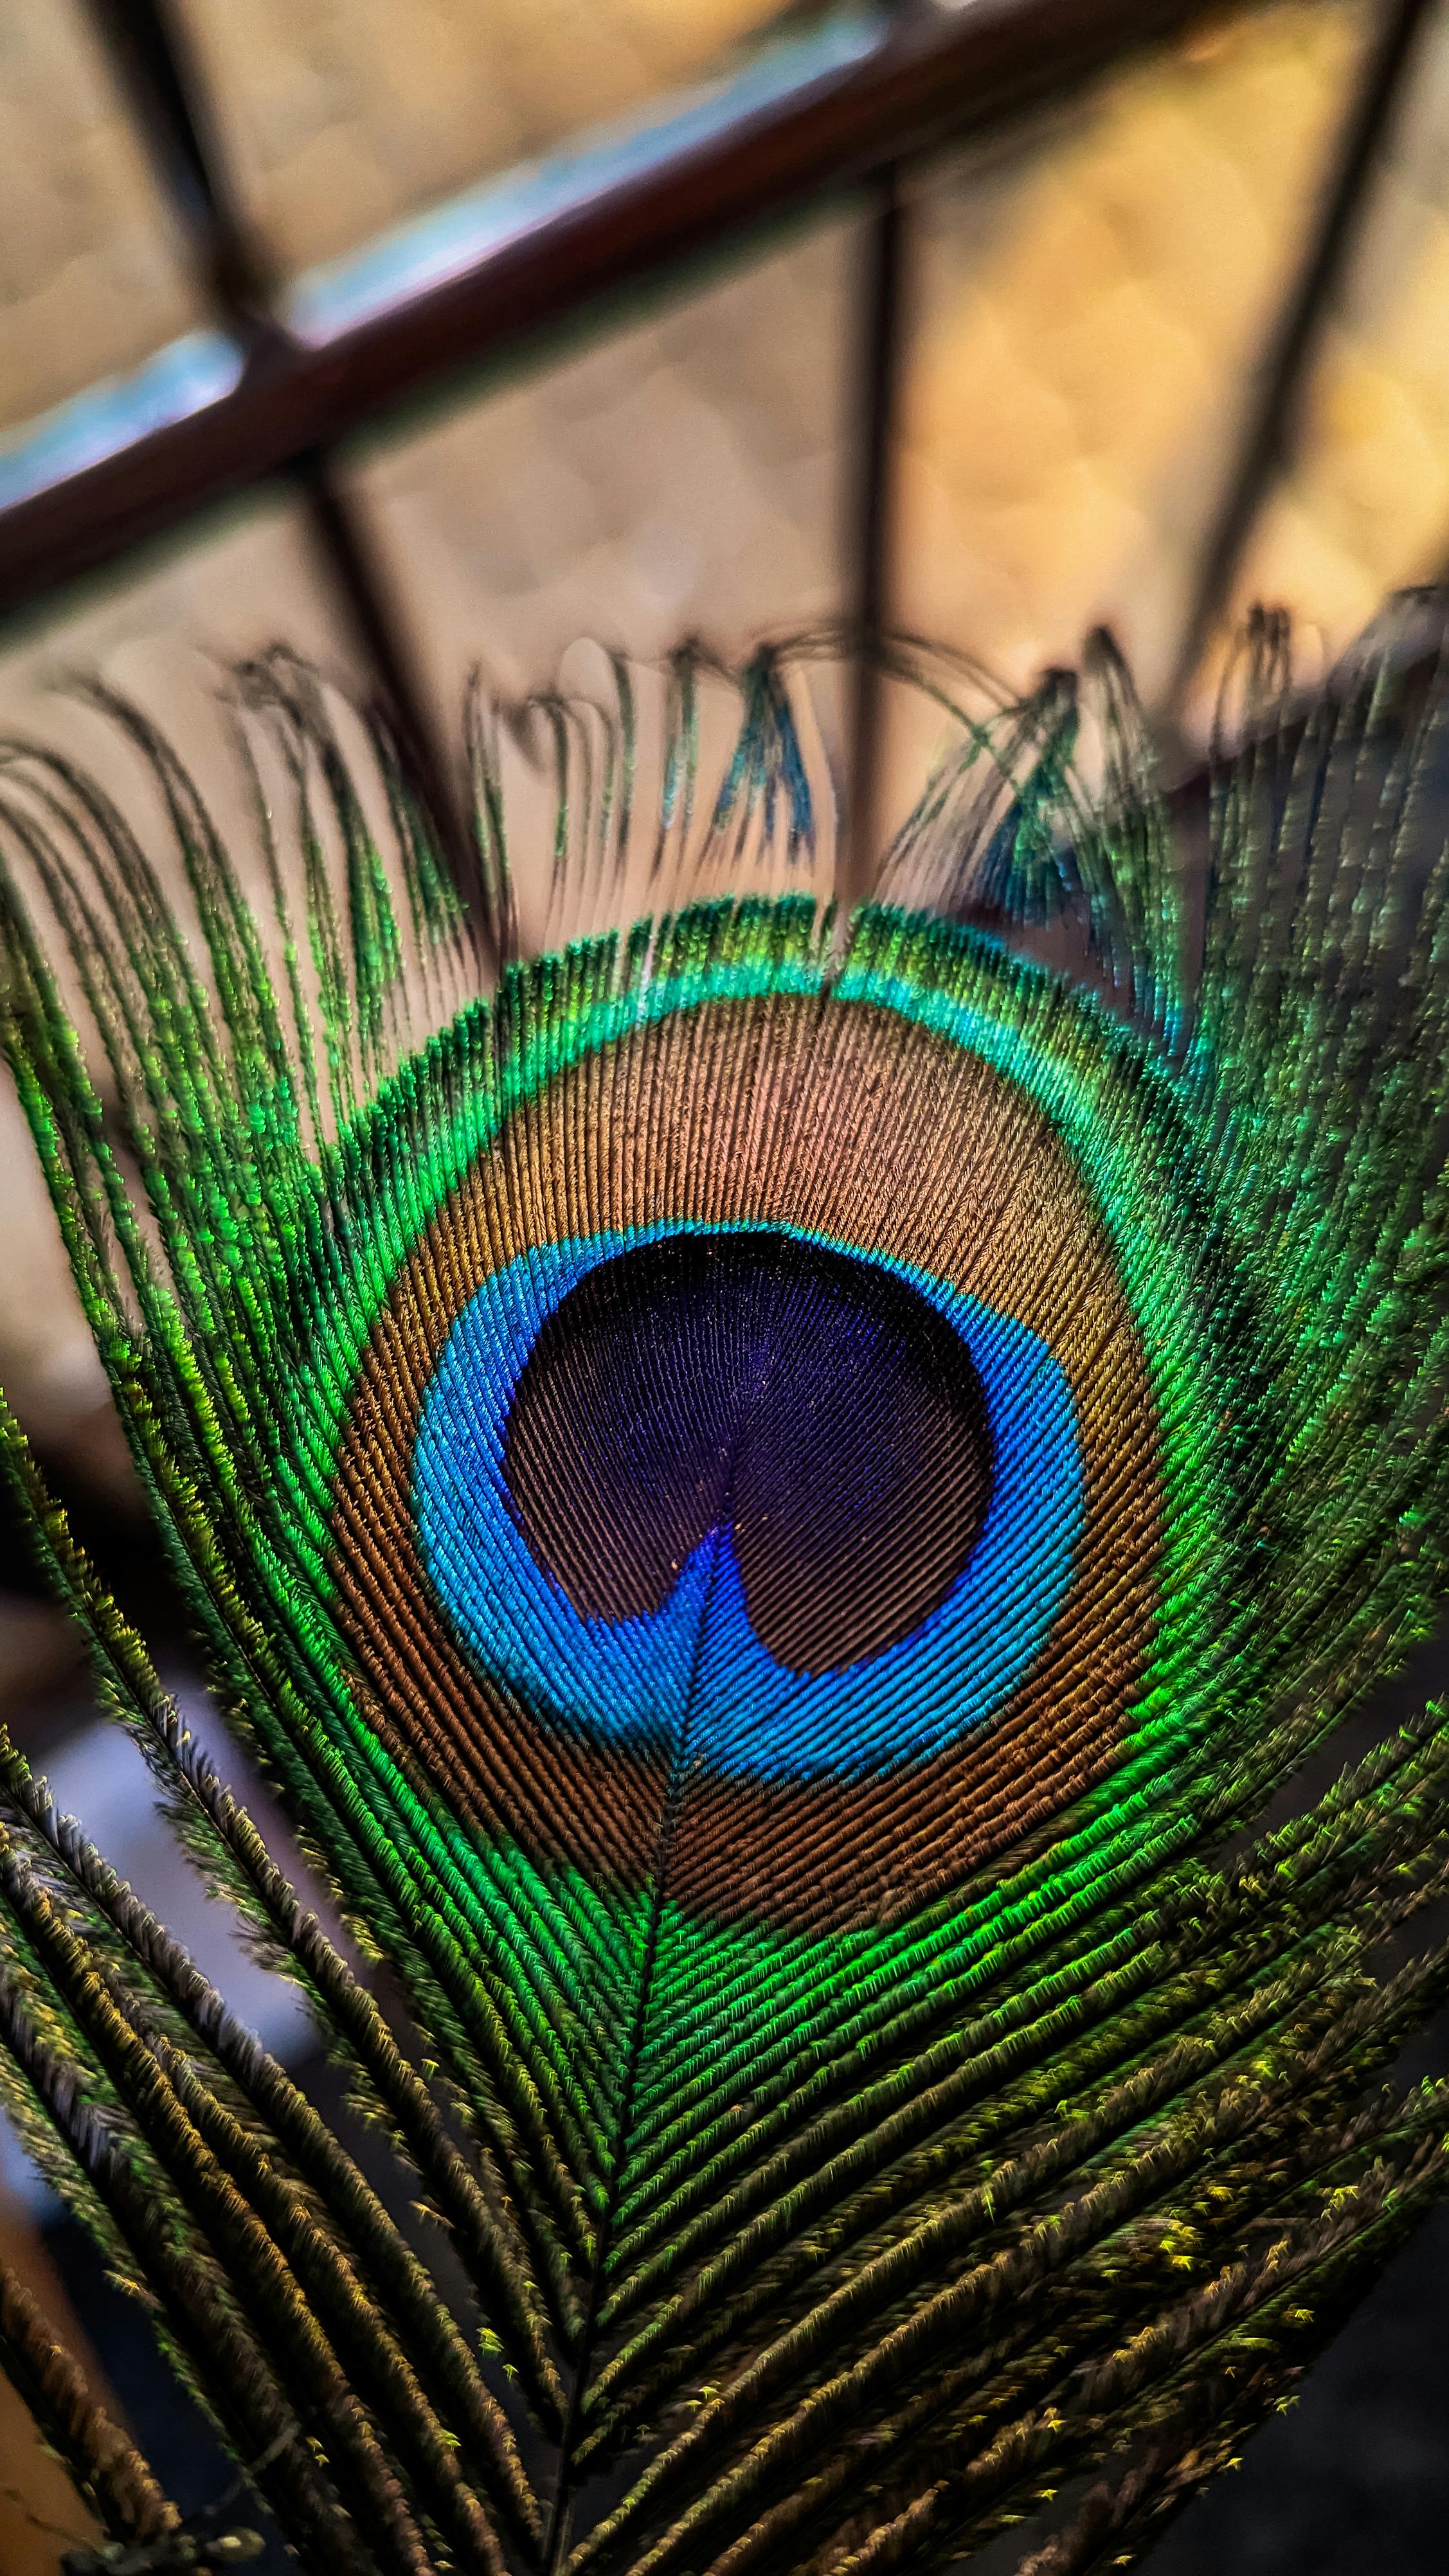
[1141,2197,1449,2575]
[44,2210,293,2576]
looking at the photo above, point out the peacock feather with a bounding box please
[3,607,1449,2575]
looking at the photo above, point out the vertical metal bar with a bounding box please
[845,163,906,909]
[79,0,473,916]
[1168,0,1437,708]
[79,0,273,322]
[289,450,474,890]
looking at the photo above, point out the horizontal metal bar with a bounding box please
[0,0,1213,625]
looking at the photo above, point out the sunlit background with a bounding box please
[4,4,1449,2569]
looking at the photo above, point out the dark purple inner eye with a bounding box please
[502,1231,993,1673]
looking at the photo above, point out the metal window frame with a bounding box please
[0,0,1432,840]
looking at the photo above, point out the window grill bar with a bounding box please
[846,163,906,905]
[287,451,482,944]
[78,0,476,938]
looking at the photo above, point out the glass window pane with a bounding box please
[889,0,1371,712]
[1219,5,1449,694]
[0,0,208,436]
[347,215,854,706]
[174,0,843,279]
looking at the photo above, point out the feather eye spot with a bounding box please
[500,1231,994,1672]
[331,981,1166,1919]
[415,1215,1082,1783]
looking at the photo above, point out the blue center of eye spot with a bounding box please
[412,1221,1083,1782]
